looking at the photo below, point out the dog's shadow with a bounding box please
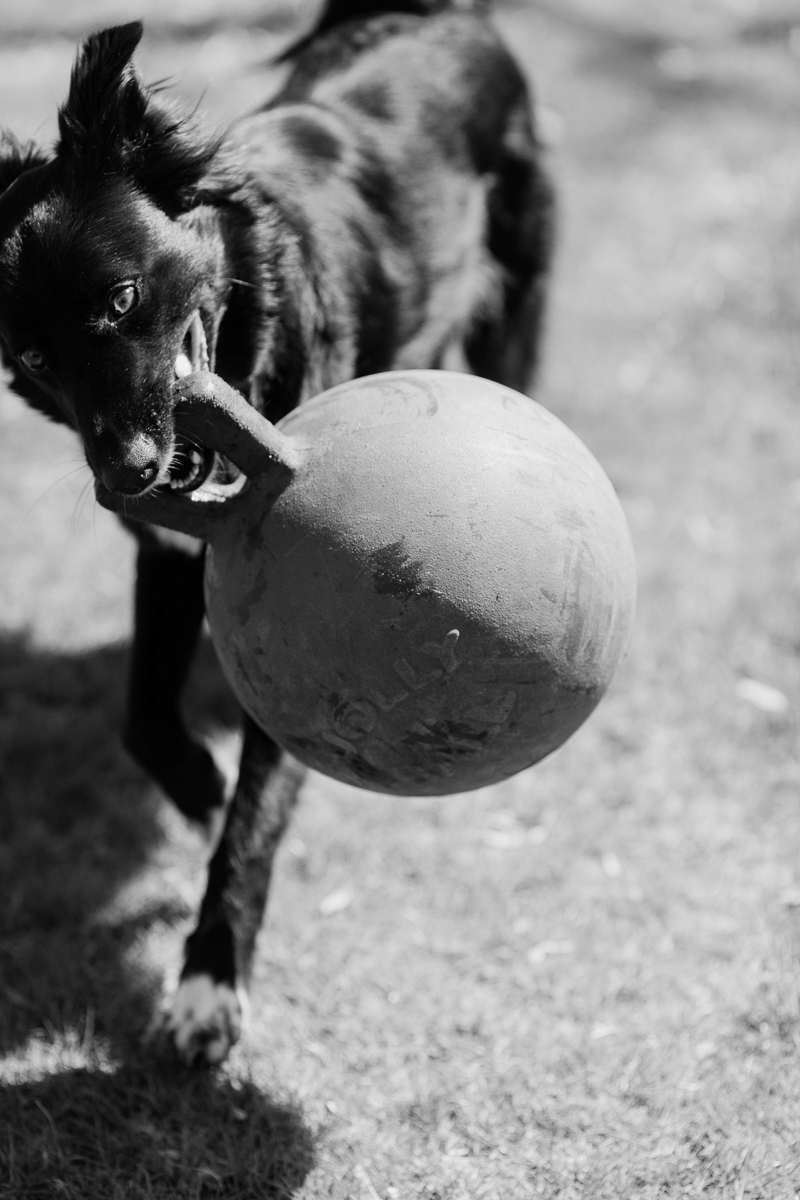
[0,631,314,1195]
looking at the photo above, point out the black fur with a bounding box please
[0,0,554,1064]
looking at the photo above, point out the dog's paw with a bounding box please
[166,974,249,1067]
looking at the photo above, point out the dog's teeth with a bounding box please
[175,353,193,378]
[190,313,209,372]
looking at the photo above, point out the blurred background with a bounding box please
[2,2,800,1197]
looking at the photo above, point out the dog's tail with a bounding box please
[278,0,490,62]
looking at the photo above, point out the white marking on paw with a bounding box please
[167,974,249,1066]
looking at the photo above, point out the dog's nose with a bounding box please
[97,433,160,496]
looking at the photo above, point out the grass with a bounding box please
[2,0,800,1196]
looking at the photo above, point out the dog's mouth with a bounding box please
[166,440,216,494]
[165,312,241,495]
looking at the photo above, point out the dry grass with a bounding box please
[3,1,800,1196]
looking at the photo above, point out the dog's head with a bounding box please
[0,23,234,496]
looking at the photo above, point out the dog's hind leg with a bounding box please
[463,271,550,394]
[168,716,305,1066]
[464,99,555,394]
[124,541,229,829]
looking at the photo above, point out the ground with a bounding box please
[2,1,800,1197]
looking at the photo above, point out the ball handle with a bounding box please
[95,373,301,540]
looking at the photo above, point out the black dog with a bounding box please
[0,0,553,1065]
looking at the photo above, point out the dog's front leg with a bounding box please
[168,715,305,1066]
[124,540,229,829]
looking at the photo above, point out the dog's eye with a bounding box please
[20,349,47,373]
[108,283,138,319]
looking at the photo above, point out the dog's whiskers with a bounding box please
[71,475,97,535]
[55,454,90,467]
[172,428,205,450]
[21,463,92,527]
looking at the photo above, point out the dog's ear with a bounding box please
[0,341,68,425]
[0,134,50,197]
[58,22,222,212]
[58,22,146,150]
[0,137,67,423]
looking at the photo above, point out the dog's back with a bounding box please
[218,0,554,401]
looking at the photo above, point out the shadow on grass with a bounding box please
[3,1065,315,1199]
[0,631,314,1198]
